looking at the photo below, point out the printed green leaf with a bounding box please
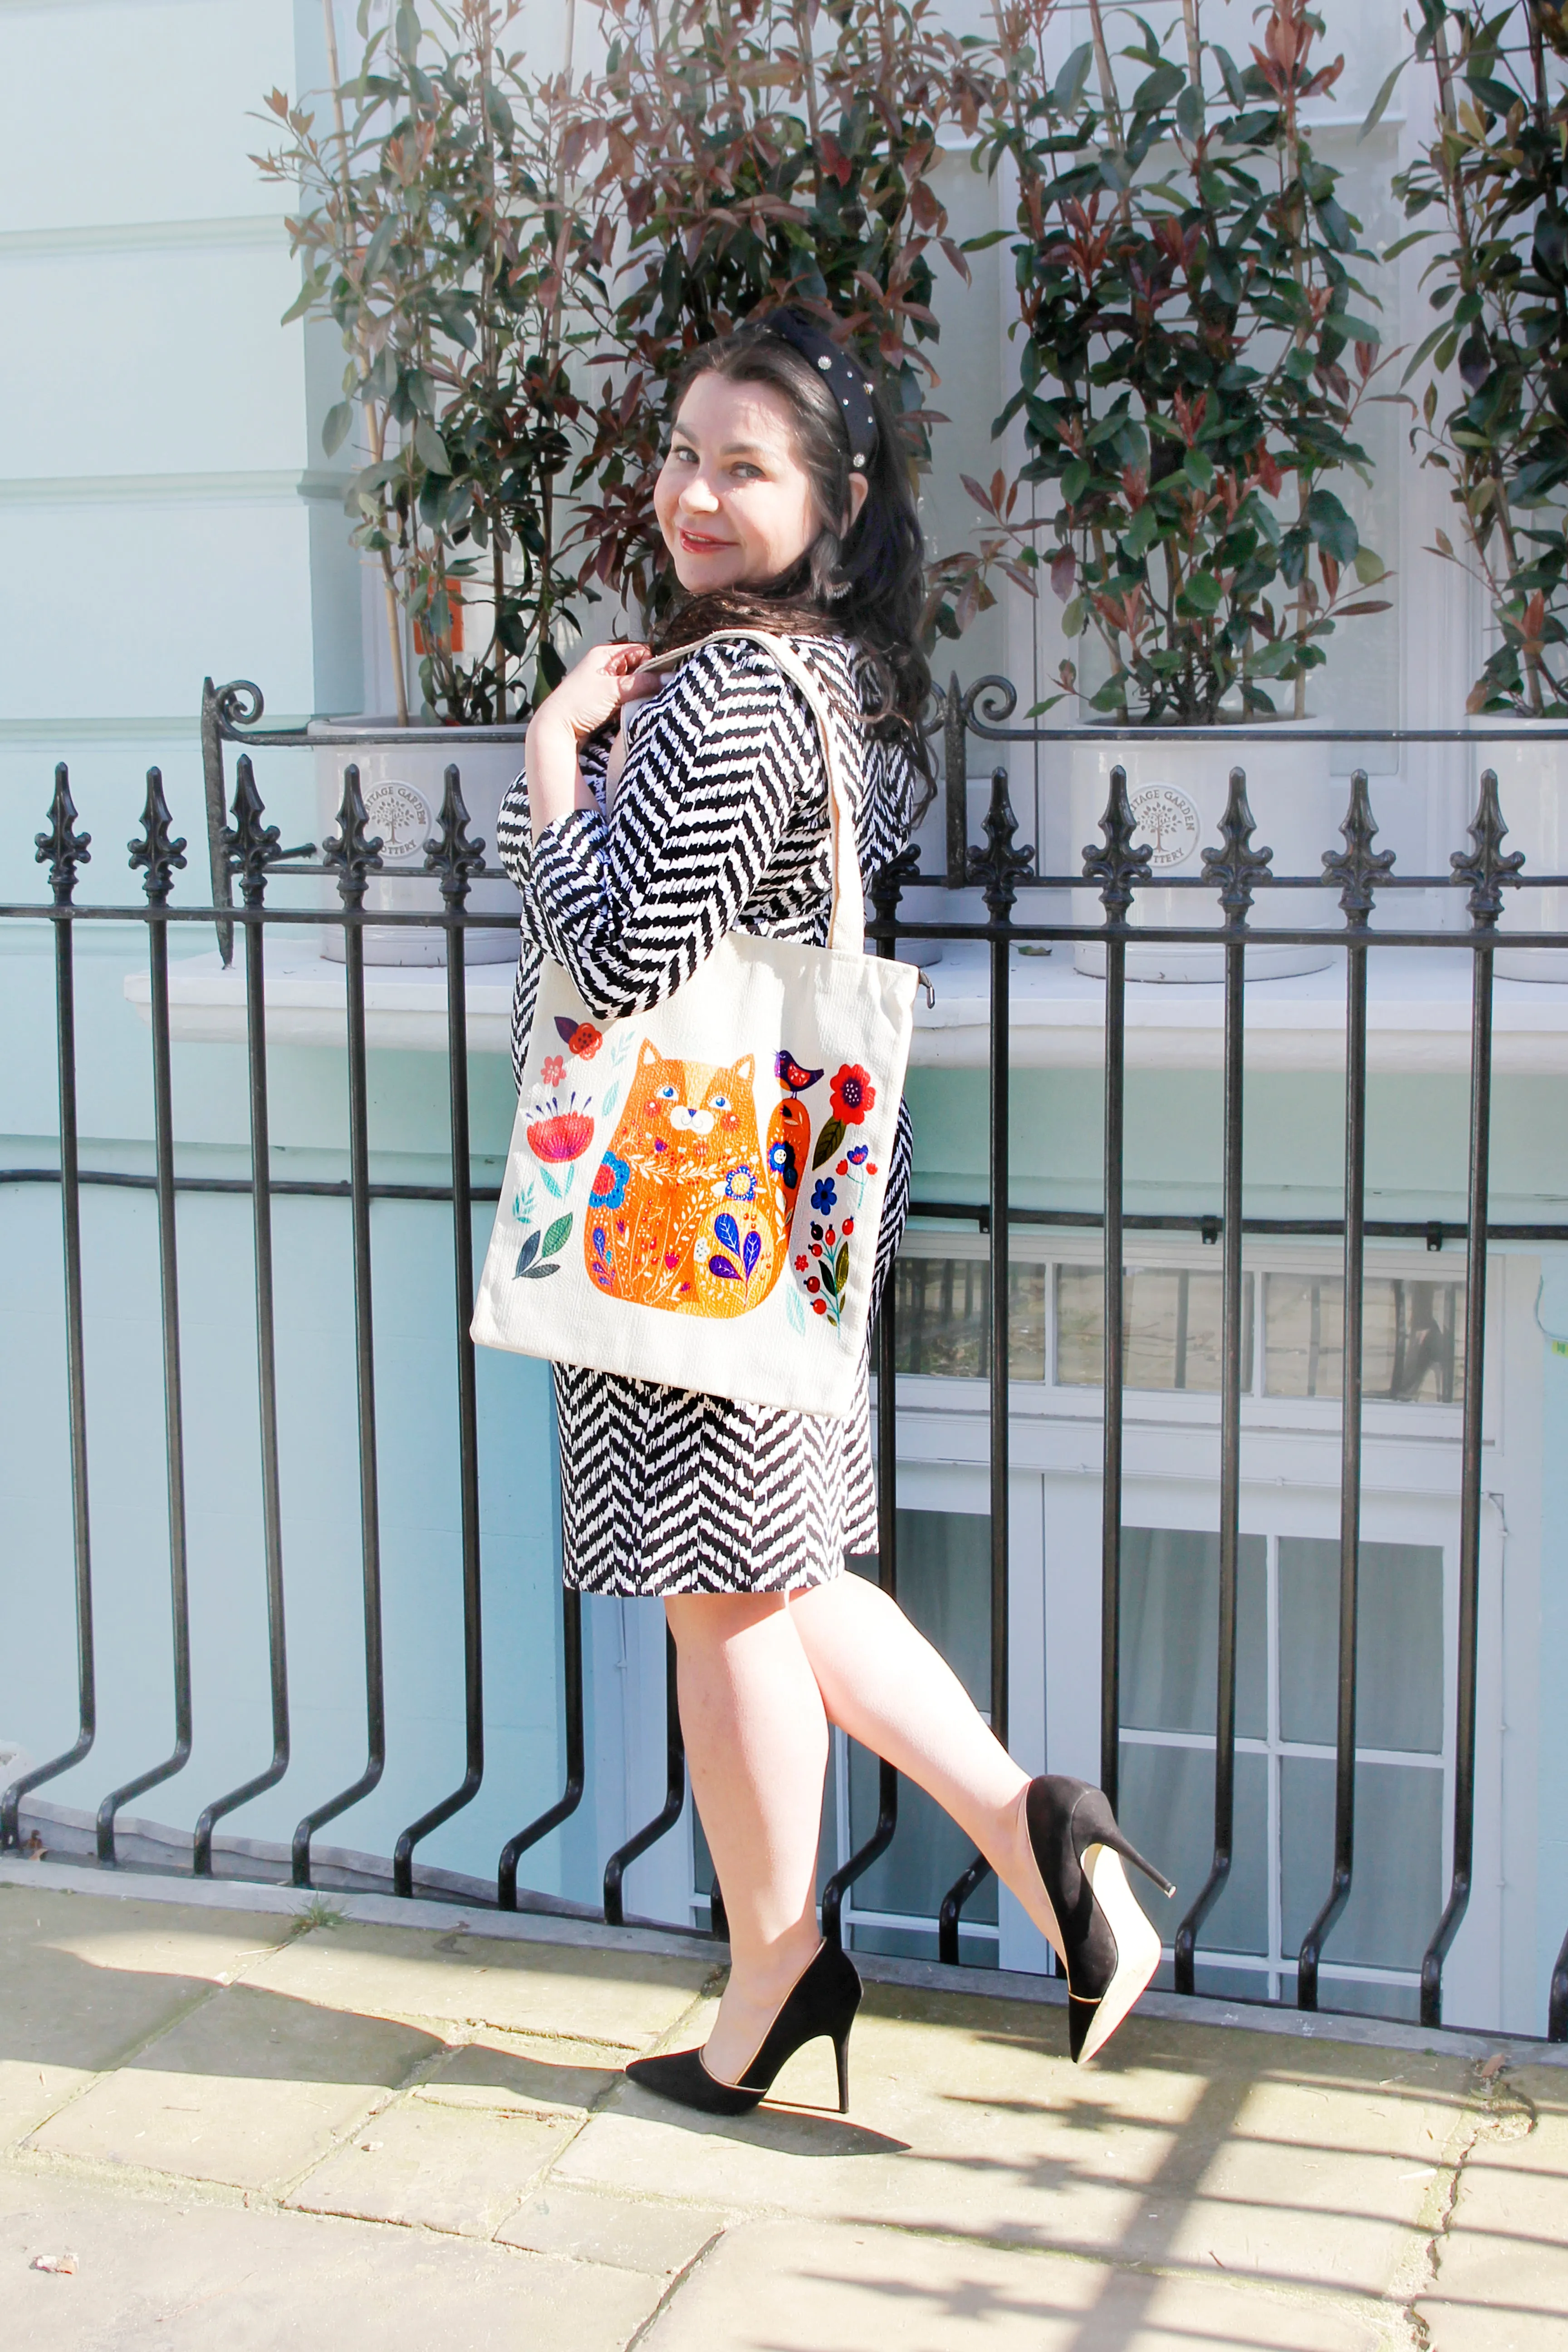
[834,1244,850,1293]
[519,1263,560,1278]
[514,1232,540,1276]
[813,1117,847,1170]
[543,1214,573,1258]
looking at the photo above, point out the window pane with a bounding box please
[1279,1538,1445,1753]
[846,1515,996,1928]
[1121,1527,1267,1740]
[1280,1757,1444,1970]
[1118,1741,1269,1956]
[1264,1276,1465,1403]
[892,1257,1045,1380]
[1055,1265,1253,1393]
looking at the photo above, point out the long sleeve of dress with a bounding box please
[505,640,819,1024]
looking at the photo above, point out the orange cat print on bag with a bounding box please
[585,1042,791,1318]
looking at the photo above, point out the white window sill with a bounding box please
[124,938,1568,1073]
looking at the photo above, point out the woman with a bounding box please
[497,310,1170,2116]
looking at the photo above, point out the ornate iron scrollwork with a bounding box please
[35,765,92,905]
[967,767,1034,918]
[321,762,385,906]
[210,678,267,735]
[128,768,187,906]
[1200,766,1273,925]
[423,764,487,905]
[1082,763,1152,918]
[1451,766,1525,928]
[870,839,922,926]
[1322,769,1396,923]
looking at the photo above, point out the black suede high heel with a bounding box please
[1024,1776,1175,2065]
[625,1938,861,2117]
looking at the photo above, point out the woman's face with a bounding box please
[655,371,853,593]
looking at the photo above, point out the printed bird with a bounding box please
[775,1050,824,1096]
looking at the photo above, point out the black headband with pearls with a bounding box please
[754,307,879,472]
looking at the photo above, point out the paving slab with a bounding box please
[637,2215,1392,2351]
[0,2161,662,2352]
[242,1919,713,2045]
[289,2094,576,2235]
[0,1888,289,2144]
[1414,2064,1568,2349]
[418,2027,626,2117]
[499,2180,728,2275]
[30,1979,441,2190]
[560,1985,1473,2299]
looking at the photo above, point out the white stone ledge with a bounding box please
[125,940,1568,1074]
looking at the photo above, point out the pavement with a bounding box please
[2,1870,1565,2350]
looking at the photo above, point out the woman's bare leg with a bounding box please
[664,1592,829,2085]
[787,1574,1067,1960]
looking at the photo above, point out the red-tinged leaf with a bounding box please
[991,469,1006,511]
[939,236,971,284]
[961,472,997,516]
[1333,600,1392,617]
[1051,548,1077,602]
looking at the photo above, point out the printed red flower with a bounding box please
[526,1111,593,1164]
[794,1253,808,1273]
[830,1064,875,1124]
[806,1277,820,1294]
[554,1016,603,1060]
[867,1163,878,1176]
[812,1298,828,1315]
[836,1159,849,1175]
[842,1217,854,1235]
[541,1054,565,1086]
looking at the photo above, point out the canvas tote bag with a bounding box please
[471,629,918,1419]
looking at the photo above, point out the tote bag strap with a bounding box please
[633,629,867,952]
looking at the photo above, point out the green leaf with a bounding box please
[1053,42,1093,113]
[834,1243,850,1292]
[1211,44,1246,108]
[395,3,421,62]
[1061,457,1091,504]
[519,1263,560,1278]
[1352,545,1388,585]
[514,1232,539,1277]
[1359,56,1407,141]
[1304,489,1359,564]
[1176,569,1222,617]
[1060,595,1086,638]
[413,416,451,474]
[321,401,353,459]
[1123,503,1160,559]
[813,1117,848,1171]
[1183,448,1215,492]
[543,1213,573,1258]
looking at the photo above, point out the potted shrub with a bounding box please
[569,0,969,617]
[958,0,1394,977]
[1394,0,1568,974]
[257,0,607,960]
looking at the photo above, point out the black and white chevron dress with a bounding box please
[495,631,918,1597]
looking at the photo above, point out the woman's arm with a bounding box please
[525,640,653,844]
[528,640,821,1022]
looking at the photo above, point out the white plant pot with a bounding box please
[312,720,526,965]
[1068,725,1341,982]
[1470,720,1568,982]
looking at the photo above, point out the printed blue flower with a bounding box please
[768,1139,798,1183]
[590,1152,631,1212]
[811,1178,837,1215]
[847,1143,869,1166]
[723,1165,758,1201]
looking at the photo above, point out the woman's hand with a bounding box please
[532,640,654,746]
[527,640,656,842]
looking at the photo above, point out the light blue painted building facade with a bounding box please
[4,0,1568,2035]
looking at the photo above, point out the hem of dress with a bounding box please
[561,1548,855,1600]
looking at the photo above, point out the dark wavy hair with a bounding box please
[650,318,931,775]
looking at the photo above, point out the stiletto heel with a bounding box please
[626,1939,861,2117]
[1024,1776,1173,2068]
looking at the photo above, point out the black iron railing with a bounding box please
[3,671,1568,2043]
